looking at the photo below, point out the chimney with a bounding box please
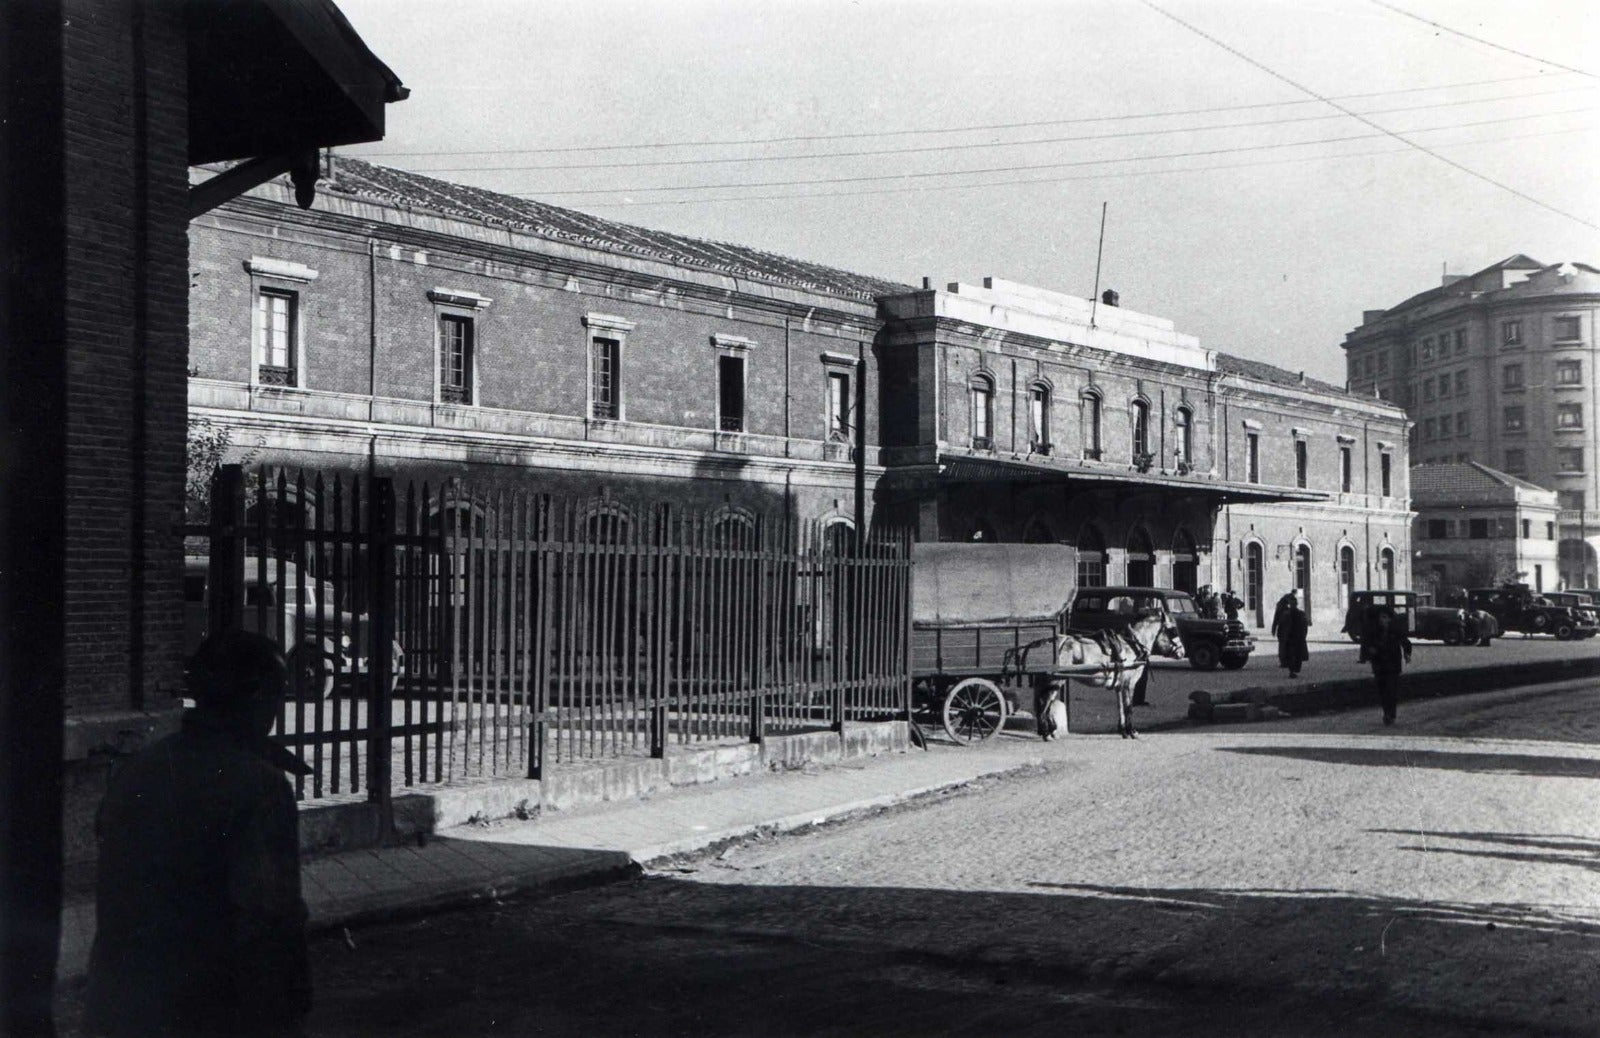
[1101,289,1119,307]
[921,276,932,291]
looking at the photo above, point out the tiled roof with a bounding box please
[1214,352,1351,397]
[1411,462,1553,500]
[319,156,912,303]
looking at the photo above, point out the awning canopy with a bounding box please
[187,0,407,166]
[934,451,1331,505]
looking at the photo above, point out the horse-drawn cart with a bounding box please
[910,544,1076,743]
[909,544,1186,743]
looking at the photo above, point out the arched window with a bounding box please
[1028,382,1052,454]
[1339,545,1356,603]
[1077,524,1107,588]
[1081,391,1103,460]
[1174,407,1192,469]
[1172,528,1198,595]
[1126,526,1155,586]
[1131,399,1151,462]
[1023,519,1055,544]
[1379,546,1396,590]
[970,373,994,449]
[1294,542,1313,622]
[1245,541,1265,627]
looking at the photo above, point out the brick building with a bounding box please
[1342,256,1600,585]
[189,157,1412,632]
[0,2,401,1021]
[1411,462,1560,598]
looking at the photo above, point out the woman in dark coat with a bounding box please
[1272,591,1310,678]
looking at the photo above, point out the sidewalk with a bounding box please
[58,735,1045,979]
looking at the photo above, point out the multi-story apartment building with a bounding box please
[1343,256,1600,585]
[189,157,1411,629]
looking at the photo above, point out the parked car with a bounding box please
[1341,589,1419,643]
[1466,584,1598,641]
[1541,593,1600,637]
[1065,586,1254,671]
[1404,592,1497,646]
[184,555,403,698]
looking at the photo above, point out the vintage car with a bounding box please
[1411,593,1498,646]
[184,555,403,698]
[1466,584,1599,641]
[1341,589,1419,643]
[1065,586,1254,671]
[1542,593,1600,637]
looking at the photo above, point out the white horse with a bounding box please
[1007,610,1185,740]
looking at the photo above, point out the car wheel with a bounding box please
[1555,623,1576,641]
[1442,627,1463,646]
[1220,655,1248,670]
[1478,637,1493,647]
[1531,613,1550,633]
[1187,642,1220,671]
[288,646,334,700]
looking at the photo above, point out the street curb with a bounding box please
[1187,654,1600,722]
[309,756,1045,935]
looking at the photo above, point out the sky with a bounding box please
[336,0,1599,385]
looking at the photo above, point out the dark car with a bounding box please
[1542,593,1600,637]
[1408,592,1495,646]
[1066,587,1254,671]
[1342,590,1418,643]
[1466,584,1598,640]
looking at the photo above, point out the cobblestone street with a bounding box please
[302,681,1600,1036]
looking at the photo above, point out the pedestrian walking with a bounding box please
[1364,606,1413,726]
[1272,590,1310,678]
[85,630,313,1038]
[1220,589,1243,621]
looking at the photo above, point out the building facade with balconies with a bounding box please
[189,157,1412,630]
[1342,256,1600,586]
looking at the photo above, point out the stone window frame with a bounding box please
[245,256,317,389]
[1336,434,1356,493]
[1129,395,1153,464]
[711,333,756,435]
[1556,446,1586,474]
[969,369,996,450]
[1555,359,1584,388]
[1172,403,1193,470]
[1026,379,1053,455]
[1377,442,1395,498]
[1242,419,1262,484]
[1553,315,1583,344]
[1080,387,1104,461]
[821,350,856,443]
[584,312,635,422]
[1502,319,1523,348]
[1502,362,1525,392]
[1503,405,1526,434]
[429,287,491,406]
[1291,428,1309,489]
[1556,402,1584,432]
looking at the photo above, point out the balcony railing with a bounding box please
[257,364,296,387]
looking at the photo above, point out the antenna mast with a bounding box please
[1090,201,1108,328]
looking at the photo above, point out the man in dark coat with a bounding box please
[85,630,312,1038]
[1271,591,1310,678]
[1365,606,1413,726]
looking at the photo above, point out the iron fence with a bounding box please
[198,465,912,811]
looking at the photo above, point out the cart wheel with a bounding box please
[942,677,1008,745]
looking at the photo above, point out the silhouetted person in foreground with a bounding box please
[1364,606,1413,727]
[85,630,312,1038]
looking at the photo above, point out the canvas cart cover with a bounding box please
[912,543,1077,624]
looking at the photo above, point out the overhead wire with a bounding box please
[576,125,1596,209]
[354,70,1577,159]
[1138,0,1597,230]
[504,107,1596,197]
[403,83,1594,174]
[1369,0,1599,80]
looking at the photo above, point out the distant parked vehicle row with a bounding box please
[1341,590,1499,647]
[1467,584,1599,641]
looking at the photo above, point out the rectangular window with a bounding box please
[1294,439,1308,489]
[1364,354,1376,376]
[827,370,852,441]
[1381,453,1392,497]
[590,336,621,419]
[1377,349,1389,373]
[1559,490,1586,512]
[1457,411,1470,436]
[1558,447,1584,472]
[1421,337,1435,361]
[1505,448,1526,472]
[1402,383,1415,407]
[971,381,993,447]
[1558,403,1584,430]
[1503,319,1522,346]
[1438,374,1451,399]
[1423,380,1436,402]
[1555,316,1582,342]
[1427,519,1449,539]
[1557,360,1583,386]
[718,354,746,432]
[1454,370,1468,395]
[1422,417,1436,441]
[1469,518,1489,540]
[1548,522,1557,539]
[438,314,473,404]
[1029,386,1051,452]
[1522,518,1531,539]
[255,288,297,386]
[1502,364,1523,390]
[1454,329,1467,354]
[1438,414,1452,437]
[1339,445,1352,493]
[1504,406,1525,433]
[1246,432,1260,484]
